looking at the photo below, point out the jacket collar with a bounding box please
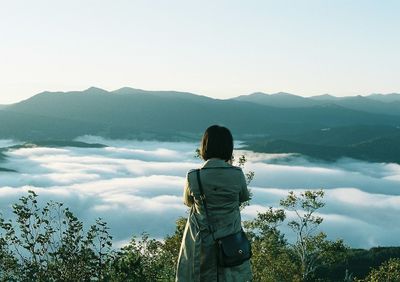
[201,158,232,169]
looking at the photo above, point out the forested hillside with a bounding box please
[2,88,400,163]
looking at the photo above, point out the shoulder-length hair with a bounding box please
[200,125,233,161]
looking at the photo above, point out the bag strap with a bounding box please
[196,169,216,241]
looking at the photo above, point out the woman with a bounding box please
[176,125,252,282]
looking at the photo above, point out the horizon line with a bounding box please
[1,86,400,105]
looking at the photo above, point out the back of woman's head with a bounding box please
[200,125,233,161]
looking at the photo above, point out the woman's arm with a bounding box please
[183,174,194,207]
[239,170,250,203]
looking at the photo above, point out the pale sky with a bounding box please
[1,0,399,104]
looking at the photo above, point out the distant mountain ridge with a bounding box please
[232,91,400,115]
[3,87,400,139]
[1,87,400,163]
[234,92,321,108]
[367,93,400,103]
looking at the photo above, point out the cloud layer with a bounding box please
[1,136,400,248]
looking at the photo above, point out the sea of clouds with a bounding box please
[1,136,400,248]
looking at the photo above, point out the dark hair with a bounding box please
[200,125,233,161]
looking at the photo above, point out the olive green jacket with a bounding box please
[176,159,252,282]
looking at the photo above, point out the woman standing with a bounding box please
[176,125,252,282]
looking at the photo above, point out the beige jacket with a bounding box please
[176,158,252,282]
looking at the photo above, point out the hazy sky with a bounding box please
[1,0,399,104]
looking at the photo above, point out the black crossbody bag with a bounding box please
[195,169,252,267]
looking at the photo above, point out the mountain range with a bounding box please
[234,92,400,115]
[1,87,400,163]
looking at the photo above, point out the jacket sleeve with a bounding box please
[183,173,194,207]
[239,170,250,203]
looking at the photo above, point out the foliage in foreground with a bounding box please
[1,190,400,281]
[359,258,400,282]
[0,191,113,281]
[245,190,348,282]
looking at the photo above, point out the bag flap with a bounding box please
[218,231,251,257]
